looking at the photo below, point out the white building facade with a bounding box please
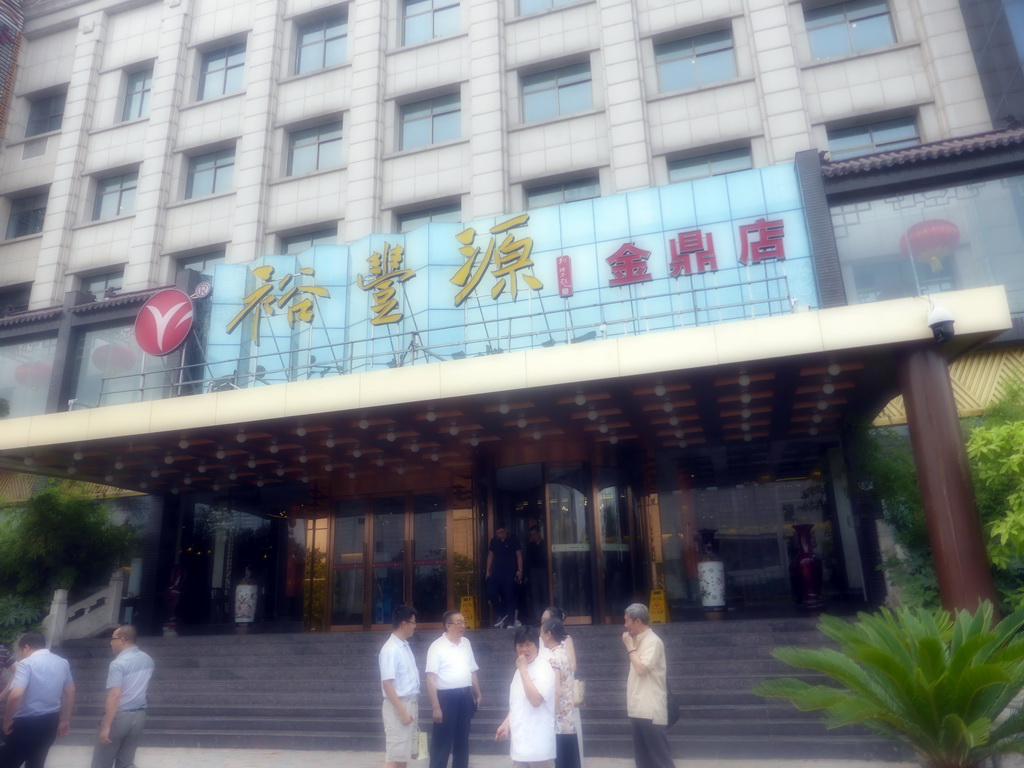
[0,0,994,310]
[0,0,1019,632]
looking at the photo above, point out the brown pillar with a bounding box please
[898,344,999,612]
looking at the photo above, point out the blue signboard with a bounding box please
[205,163,817,386]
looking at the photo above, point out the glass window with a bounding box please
[827,116,919,160]
[70,323,167,408]
[198,43,246,101]
[122,69,153,121]
[522,63,592,123]
[176,250,225,279]
[656,29,736,92]
[81,271,124,301]
[668,147,752,182]
[397,203,462,232]
[805,0,895,60]
[0,285,30,316]
[288,121,343,175]
[26,92,65,136]
[186,148,235,198]
[403,0,459,46]
[831,174,1024,314]
[519,0,580,16]
[295,14,348,74]
[282,227,337,254]
[5,192,48,239]
[400,93,460,150]
[0,336,57,419]
[93,172,138,220]
[526,177,600,208]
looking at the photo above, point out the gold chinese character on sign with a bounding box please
[451,214,543,307]
[357,242,416,325]
[226,265,330,345]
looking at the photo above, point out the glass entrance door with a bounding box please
[372,496,406,626]
[412,494,447,623]
[547,466,594,622]
[330,499,365,627]
[329,492,449,629]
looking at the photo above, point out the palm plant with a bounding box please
[754,602,1024,768]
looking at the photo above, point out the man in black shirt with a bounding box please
[485,523,522,629]
[524,525,548,624]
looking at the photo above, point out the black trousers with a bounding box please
[0,712,60,768]
[555,732,581,768]
[430,687,474,768]
[486,576,516,622]
[629,717,673,768]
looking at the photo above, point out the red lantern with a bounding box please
[14,361,52,389]
[899,219,960,273]
[92,343,137,375]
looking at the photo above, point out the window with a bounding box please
[397,203,461,232]
[295,14,348,74]
[81,271,124,301]
[288,121,343,175]
[176,250,225,279]
[805,0,895,60]
[655,29,736,92]
[5,192,48,239]
[526,177,600,208]
[403,0,459,46]
[0,285,30,316]
[186,148,235,198]
[519,0,579,15]
[668,147,752,182]
[26,92,65,137]
[198,43,246,101]
[827,116,919,160]
[400,93,460,150]
[522,63,591,123]
[122,69,153,121]
[93,172,138,220]
[282,228,337,254]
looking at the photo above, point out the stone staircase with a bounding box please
[58,618,909,760]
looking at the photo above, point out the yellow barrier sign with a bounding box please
[649,589,668,624]
[460,596,478,629]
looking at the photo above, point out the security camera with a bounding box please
[927,302,955,343]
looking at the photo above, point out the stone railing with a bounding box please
[42,570,124,648]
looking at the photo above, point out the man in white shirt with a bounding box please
[622,603,673,768]
[379,605,420,768]
[425,611,481,768]
[91,624,155,768]
[495,625,556,768]
[0,632,75,768]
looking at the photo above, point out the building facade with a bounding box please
[0,0,1021,633]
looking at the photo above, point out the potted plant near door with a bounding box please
[754,601,1024,768]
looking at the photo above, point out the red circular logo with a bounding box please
[134,289,194,356]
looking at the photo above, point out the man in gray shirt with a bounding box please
[91,625,154,768]
[0,631,75,768]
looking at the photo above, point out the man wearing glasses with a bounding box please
[425,611,481,768]
[91,625,154,768]
[379,605,420,768]
[0,632,75,768]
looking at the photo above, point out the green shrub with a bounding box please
[755,602,1024,768]
[0,594,45,648]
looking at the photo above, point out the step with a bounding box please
[56,616,890,761]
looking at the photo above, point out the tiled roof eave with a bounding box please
[821,126,1024,179]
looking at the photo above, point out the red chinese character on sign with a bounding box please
[556,255,573,297]
[738,218,785,265]
[607,243,652,287]
[668,230,718,277]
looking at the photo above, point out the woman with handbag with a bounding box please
[541,617,581,768]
